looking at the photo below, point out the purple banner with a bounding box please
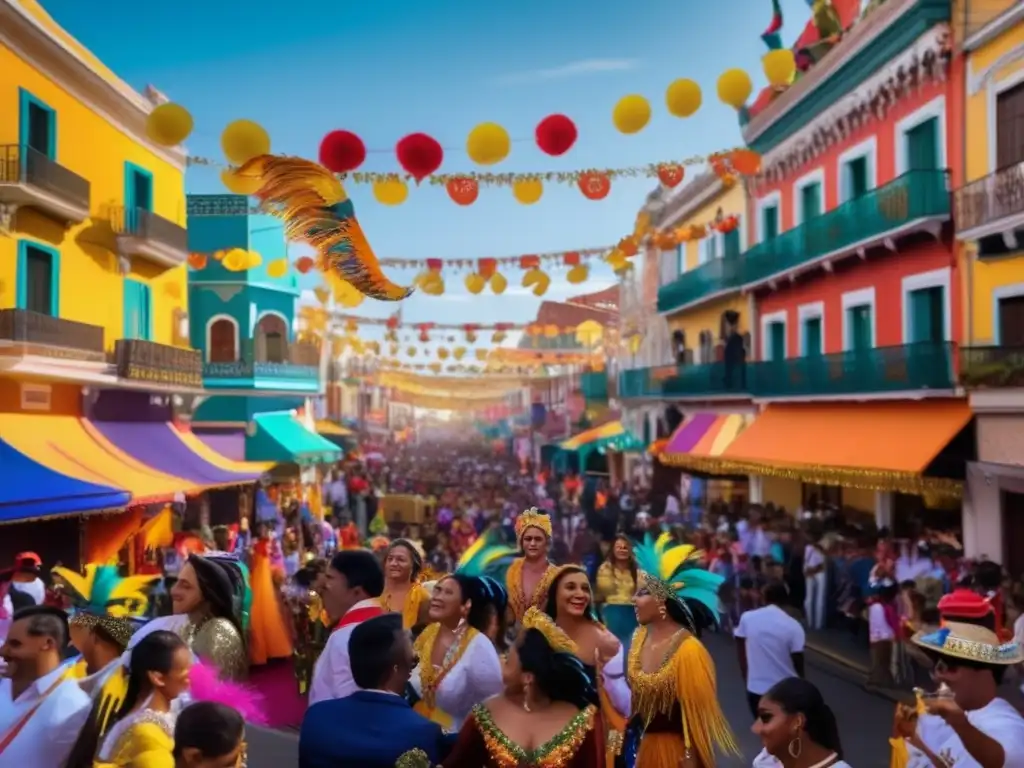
[664,412,717,454]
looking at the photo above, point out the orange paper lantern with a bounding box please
[717,214,740,234]
[295,256,316,274]
[657,163,685,188]
[187,252,207,270]
[730,149,762,176]
[446,176,479,206]
[617,237,639,257]
[578,172,611,201]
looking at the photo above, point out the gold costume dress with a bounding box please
[444,704,601,768]
[182,615,247,681]
[93,709,175,768]
[381,584,431,629]
[594,562,639,649]
[505,559,559,623]
[627,626,737,768]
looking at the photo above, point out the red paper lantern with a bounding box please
[319,130,366,173]
[446,176,479,206]
[657,163,685,188]
[535,114,578,157]
[396,133,443,182]
[295,256,316,274]
[578,171,611,201]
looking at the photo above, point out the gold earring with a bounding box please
[788,735,802,759]
[523,680,532,712]
[658,604,667,620]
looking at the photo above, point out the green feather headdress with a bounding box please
[52,563,158,618]
[633,533,723,627]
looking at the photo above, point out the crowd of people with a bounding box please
[1,438,1023,767]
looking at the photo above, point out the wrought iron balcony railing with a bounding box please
[0,144,90,211]
[110,207,188,252]
[960,345,1024,389]
[0,308,105,360]
[114,338,203,388]
[955,160,1024,237]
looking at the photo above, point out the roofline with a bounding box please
[657,173,727,230]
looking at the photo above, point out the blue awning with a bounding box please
[0,439,131,523]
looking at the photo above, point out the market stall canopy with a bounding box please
[0,439,130,523]
[173,428,274,474]
[659,413,753,470]
[315,419,354,437]
[0,414,202,505]
[557,420,642,465]
[89,421,265,485]
[719,400,972,496]
[247,412,342,465]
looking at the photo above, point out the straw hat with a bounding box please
[912,621,1024,666]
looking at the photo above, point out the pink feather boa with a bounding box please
[188,659,269,725]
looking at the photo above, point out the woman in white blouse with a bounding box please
[410,574,505,730]
[751,677,851,768]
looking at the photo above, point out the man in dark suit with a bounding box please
[299,613,451,767]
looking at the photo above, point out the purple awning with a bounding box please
[91,421,258,485]
[196,430,247,462]
[664,413,718,454]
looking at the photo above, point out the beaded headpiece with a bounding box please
[633,533,723,624]
[515,507,552,542]
[94,615,138,651]
[521,606,576,654]
[912,589,1023,665]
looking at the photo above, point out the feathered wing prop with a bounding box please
[236,155,413,302]
[188,659,268,725]
[52,564,158,617]
[633,533,724,630]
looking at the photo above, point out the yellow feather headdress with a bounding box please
[236,155,412,302]
[521,606,576,654]
[52,563,158,618]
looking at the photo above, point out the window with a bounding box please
[659,249,678,286]
[847,305,873,351]
[124,162,153,234]
[208,318,239,362]
[802,316,823,357]
[700,236,716,265]
[676,243,685,275]
[256,314,288,362]
[996,81,1024,170]
[767,321,786,361]
[761,204,779,240]
[22,245,56,315]
[799,181,823,222]
[19,89,55,160]
[906,117,940,171]
[723,227,741,257]
[908,286,945,342]
[846,156,869,198]
[998,295,1024,346]
[123,279,152,340]
[698,330,714,363]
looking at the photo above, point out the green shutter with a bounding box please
[723,228,741,257]
[909,287,944,343]
[847,157,869,198]
[848,305,872,350]
[801,182,822,220]
[123,279,153,341]
[803,317,822,357]
[907,118,939,171]
[768,321,786,361]
[762,205,779,240]
[676,244,684,274]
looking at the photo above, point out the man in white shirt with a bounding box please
[0,606,91,765]
[308,550,385,705]
[803,539,827,630]
[735,582,805,718]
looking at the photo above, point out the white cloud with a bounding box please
[495,58,639,85]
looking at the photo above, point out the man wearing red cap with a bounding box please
[8,554,44,607]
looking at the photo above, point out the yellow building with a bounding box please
[956,0,1024,565]
[658,173,751,357]
[0,0,193,385]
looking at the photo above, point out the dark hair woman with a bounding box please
[752,677,848,767]
[594,534,639,649]
[443,609,602,767]
[92,630,192,766]
[173,701,246,767]
[380,539,431,629]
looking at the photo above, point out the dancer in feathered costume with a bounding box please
[235,154,412,302]
[409,534,514,729]
[625,534,739,768]
[505,507,559,626]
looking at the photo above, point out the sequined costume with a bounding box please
[182,615,247,681]
[506,508,558,623]
[93,707,175,768]
[595,561,639,650]
[445,704,601,767]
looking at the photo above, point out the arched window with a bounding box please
[699,330,714,363]
[207,317,238,362]
[255,314,288,363]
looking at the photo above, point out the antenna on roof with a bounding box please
[143,85,169,106]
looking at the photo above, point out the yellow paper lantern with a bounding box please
[244,250,263,269]
[221,119,271,165]
[466,123,511,166]
[437,347,450,360]
[464,273,486,294]
[490,272,508,295]
[566,264,589,284]
[221,248,249,272]
[313,286,330,304]
[406,347,417,357]
[763,49,796,87]
[612,94,652,134]
[146,103,193,147]
[664,79,702,118]
[373,180,408,206]
[453,347,466,361]
[266,258,289,278]
[221,167,262,195]
[512,179,543,205]
[717,69,753,109]
[475,349,488,361]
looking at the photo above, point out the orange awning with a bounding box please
[718,400,971,496]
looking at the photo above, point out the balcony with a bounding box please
[114,339,203,389]
[743,169,951,289]
[960,345,1024,389]
[750,342,956,398]
[203,340,321,392]
[580,371,608,400]
[0,309,105,362]
[111,207,189,268]
[618,362,750,400]
[0,145,90,228]
[657,254,744,314]
[955,161,1024,250]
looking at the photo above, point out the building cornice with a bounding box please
[657,173,727,230]
[1,1,187,170]
[743,0,949,155]
[964,2,1024,52]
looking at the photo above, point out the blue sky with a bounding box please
[48,0,815,335]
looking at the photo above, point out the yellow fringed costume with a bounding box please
[506,508,558,623]
[93,712,175,768]
[382,583,431,630]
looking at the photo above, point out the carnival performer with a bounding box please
[506,507,559,625]
[626,533,738,768]
[442,607,603,767]
[381,539,431,629]
[544,565,631,766]
[751,678,848,768]
[410,536,512,729]
[248,531,294,666]
[595,535,639,650]
[891,588,1024,768]
[92,630,192,767]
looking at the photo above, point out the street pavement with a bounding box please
[246,631,895,767]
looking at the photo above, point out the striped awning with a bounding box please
[659,413,753,470]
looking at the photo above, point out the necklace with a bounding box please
[802,753,839,768]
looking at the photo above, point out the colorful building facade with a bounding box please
[955,0,1024,568]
